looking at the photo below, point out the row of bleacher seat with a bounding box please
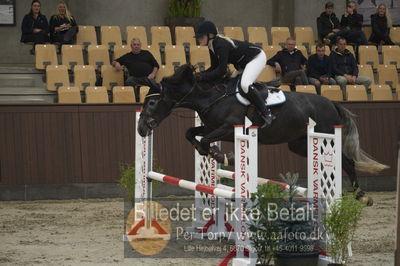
[57,84,398,104]
[76,25,400,48]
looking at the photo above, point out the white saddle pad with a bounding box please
[235,80,286,107]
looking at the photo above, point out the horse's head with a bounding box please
[138,64,196,137]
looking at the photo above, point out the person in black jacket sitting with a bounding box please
[267,37,308,86]
[340,1,368,45]
[330,38,371,90]
[194,21,273,127]
[20,0,49,46]
[369,3,394,45]
[318,2,343,44]
[307,43,336,94]
[49,1,78,44]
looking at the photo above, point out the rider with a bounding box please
[194,21,274,128]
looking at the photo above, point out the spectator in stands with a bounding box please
[20,0,49,49]
[330,37,371,90]
[307,43,336,94]
[49,1,78,45]
[318,2,342,45]
[112,38,159,102]
[340,0,368,45]
[369,3,394,45]
[267,37,308,86]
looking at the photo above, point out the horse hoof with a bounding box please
[360,196,374,206]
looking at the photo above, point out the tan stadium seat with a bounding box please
[139,86,150,103]
[77,26,97,46]
[358,45,379,69]
[370,84,393,101]
[101,26,122,48]
[271,27,290,46]
[35,44,57,70]
[321,85,343,101]
[370,84,391,92]
[61,45,83,69]
[224,27,244,41]
[382,45,400,67]
[296,85,317,94]
[151,26,172,50]
[358,64,375,84]
[58,86,81,103]
[362,26,372,41]
[248,27,268,46]
[295,45,308,58]
[85,86,109,103]
[310,45,331,56]
[257,65,276,82]
[175,26,196,46]
[74,65,96,90]
[390,27,400,43]
[146,45,161,66]
[190,45,210,71]
[295,27,315,48]
[156,65,175,83]
[113,86,135,103]
[346,84,366,92]
[88,45,110,68]
[346,45,355,56]
[346,89,368,101]
[377,64,399,90]
[101,65,124,90]
[279,85,291,92]
[165,45,186,68]
[262,45,281,59]
[126,26,148,46]
[46,65,69,91]
[113,45,130,60]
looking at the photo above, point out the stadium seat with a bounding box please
[145,45,161,66]
[310,45,331,56]
[362,26,372,41]
[88,45,110,68]
[164,45,186,68]
[101,65,124,90]
[257,65,276,82]
[371,89,393,101]
[85,86,109,103]
[58,86,82,103]
[248,27,268,46]
[295,45,308,58]
[77,26,97,46]
[390,27,400,44]
[156,65,175,83]
[294,27,315,49]
[377,64,399,90]
[382,45,400,67]
[175,26,196,47]
[35,44,57,70]
[321,85,343,101]
[139,86,150,103]
[224,27,244,41]
[113,45,130,60]
[100,26,122,48]
[126,26,148,46]
[346,45,355,56]
[279,85,291,92]
[346,84,366,92]
[271,27,290,46]
[74,65,96,90]
[358,45,379,69]
[151,26,172,50]
[112,86,135,103]
[346,89,368,101]
[358,64,375,84]
[61,45,84,70]
[262,45,281,59]
[46,65,69,91]
[296,85,317,94]
[190,45,210,71]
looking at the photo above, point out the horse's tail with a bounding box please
[333,102,389,174]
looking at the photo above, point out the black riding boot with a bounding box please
[246,85,274,128]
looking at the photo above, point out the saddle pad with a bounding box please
[235,79,286,107]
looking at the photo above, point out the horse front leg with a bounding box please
[186,126,209,156]
[200,124,235,166]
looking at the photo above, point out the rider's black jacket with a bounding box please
[197,36,262,82]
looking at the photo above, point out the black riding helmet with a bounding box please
[194,21,218,38]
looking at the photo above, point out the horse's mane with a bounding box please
[162,64,195,86]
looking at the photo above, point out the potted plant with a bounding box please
[164,0,205,43]
[248,182,287,266]
[274,172,321,266]
[323,194,365,266]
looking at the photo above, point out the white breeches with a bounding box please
[240,50,267,93]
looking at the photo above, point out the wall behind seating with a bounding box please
[0,0,344,65]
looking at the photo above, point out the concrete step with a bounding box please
[0,74,45,88]
[0,95,55,104]
[0,87,52,95]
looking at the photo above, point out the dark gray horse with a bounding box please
[138,64,388,205]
